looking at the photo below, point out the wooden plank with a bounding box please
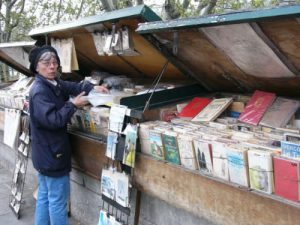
[133,153,300,225]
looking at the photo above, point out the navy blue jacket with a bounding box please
[29,74,93,177]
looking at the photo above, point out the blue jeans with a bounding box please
[35,174,70,225]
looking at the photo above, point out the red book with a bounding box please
[178,97,212,119]
[274,156,300,202]
[238,90,276,125]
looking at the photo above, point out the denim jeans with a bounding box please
[35,174,70,225]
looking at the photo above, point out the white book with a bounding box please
[106,132,118,159]
[193,139,213,174]
[177,135,198,170]
[212,142,229,181]
[115,172,129,208]
[101,169,116,200]
[227,146,249,187]
[139,122,157,155]
[248,149,274,194]
[192,98,233,122]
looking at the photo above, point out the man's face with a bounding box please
[36,56,58,80]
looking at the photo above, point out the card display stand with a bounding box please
[9,115,30,219]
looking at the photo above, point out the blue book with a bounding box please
[281,141,300,160]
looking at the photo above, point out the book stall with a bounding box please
[1,4,300,225]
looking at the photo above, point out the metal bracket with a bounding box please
[173,31,179,55]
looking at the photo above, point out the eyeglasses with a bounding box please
[39,60,58,67]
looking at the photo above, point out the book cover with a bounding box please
[122,124,138,168]
[162,131,181,165]
[178,97,212,119]
[212,142,229,181]
[192,98,233,122]
[115,172,130,207]
[260,97,300,128]
[177,135,198,170]
[106,131,118,159]
[139,121,157,156]
[227,146,249,187]
[193,140,213,174]
[98,210,108,225]
[281,141,300,160]
[239,90,276,125]
[149,130,165,160]
[101,169,116,200]
[274,156,300,202]
[248,149,274,194]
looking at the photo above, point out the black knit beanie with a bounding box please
[29,45,60,75]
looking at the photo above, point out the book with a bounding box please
[227,146,249,187]
[192,98,233,122]
[193,140,213,174]
[115,172,130,207]
[149,130,165,160]
[274,156,300,202]
[122,124,138,168]
[139,121,157,156]
[248,149,274,194]
[260,97,300,128]
[177,135,198,170]
[106,132,118,159]
[281,141,300,160]
[178,97,212,119]
[162,131,181,165]
[101,169,116,200]
[238,90,276,125]
[211,142,229,181]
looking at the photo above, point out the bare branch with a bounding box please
[76,0,85,19]
[56,0,63,24]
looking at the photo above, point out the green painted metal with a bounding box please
[137,4,300,33]
[29,5,161,37]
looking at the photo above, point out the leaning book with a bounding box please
[192,98,233,122]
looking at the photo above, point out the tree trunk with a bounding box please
[56,0,63,24]
[197,0,217,16]
[136,0,144,5]
[100,0,117,11]
[164,0,180,20]
[76,0,85,19]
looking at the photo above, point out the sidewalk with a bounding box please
[0,165,80,225]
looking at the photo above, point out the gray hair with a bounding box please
[39,51,58,61]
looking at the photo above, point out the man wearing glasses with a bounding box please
[28,46,108,225]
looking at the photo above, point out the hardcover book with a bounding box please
[260,97,300,128]
[177,135,198,170]
[178,97,212,119]
[281,141,300,160]
[248,149,274,194]
[193,140,213,174]
[192,98,233,122]
[149,130,165,160]
[274,156,300,202]
[238,90,276,125]
[227,146,249,187]
[162,131,181,165]
[211,142,229,181]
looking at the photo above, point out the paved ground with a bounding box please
[0,165,80,225]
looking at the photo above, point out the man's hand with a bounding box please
[72,91,89,108]
[94,85,109,94]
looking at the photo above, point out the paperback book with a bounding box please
[178,97,212,119]
[177,135,198,170]
[211,142,229,181]
[193,139,213,174]
[239,90,276,125]
[162,131,181,165]
[149,130,165,160]
[192,98,233,122]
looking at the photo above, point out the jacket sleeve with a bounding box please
[60,80,94,96]
[31,92,77,130]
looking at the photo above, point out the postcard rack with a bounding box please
[9,115,30,219]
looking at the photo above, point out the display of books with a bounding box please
[227,146,249,187]
[162,131,181,165]
[260,97,300,128]
[239,90,276,125]
[177,135,198,170]
[149,130,165,160]
[248,149,274,194]
[192,98,233,122]
[211,141,229,181]
[193,140,213,174]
